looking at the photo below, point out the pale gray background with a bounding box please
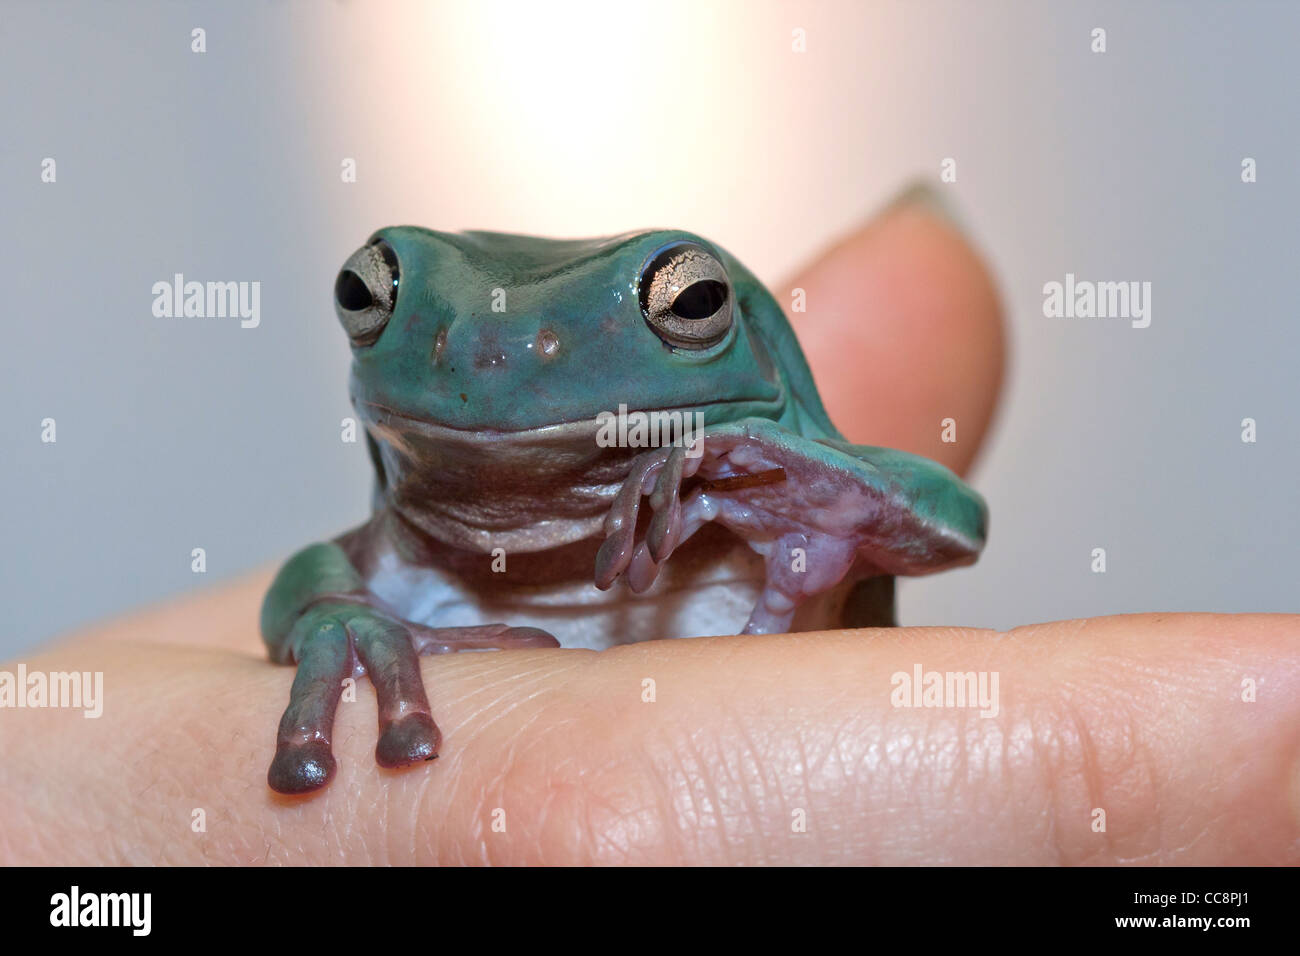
[3,0,1296,657]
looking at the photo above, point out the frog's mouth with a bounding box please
[359,397,784,448]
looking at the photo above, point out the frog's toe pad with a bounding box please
[268,740,336,795]
[375,713,441,768]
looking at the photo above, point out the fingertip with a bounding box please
[784,182,1006,475]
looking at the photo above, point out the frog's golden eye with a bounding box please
[638,242,733,350]
[334,239,400,346]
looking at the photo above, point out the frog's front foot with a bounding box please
[266,601,557,795]
[594,439,852,634]
[595,441,708,593]
[593,418,985,635]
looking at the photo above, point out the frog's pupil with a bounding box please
[335,270,373,312]
[671,280,727,320]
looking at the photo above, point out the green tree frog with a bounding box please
[262,227,987,794]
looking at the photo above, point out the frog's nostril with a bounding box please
[432,328,447,363]
[537,329,559,357]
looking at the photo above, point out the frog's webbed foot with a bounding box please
[594,418,987,635]
[267,604,557,795]
[594,430,795,597]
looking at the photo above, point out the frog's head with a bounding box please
[332,227,841,546]
[334,226,837,441]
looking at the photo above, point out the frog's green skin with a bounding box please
[262,226,987,794]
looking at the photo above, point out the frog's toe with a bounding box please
[594,531,635,589]
[268,741,337,795]
[646,445,702,562]
[626,542,662,593]
[268,618,352,796]
[375,712,441,768]
[598,444,705,588]
[597,446,680,577]
[406,621,560,653]
[645,497,682,564]
[348,615,443,770]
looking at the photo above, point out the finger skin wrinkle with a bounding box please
[441,653,652,865]
[665,727,729,860]
[437,656,580,743]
